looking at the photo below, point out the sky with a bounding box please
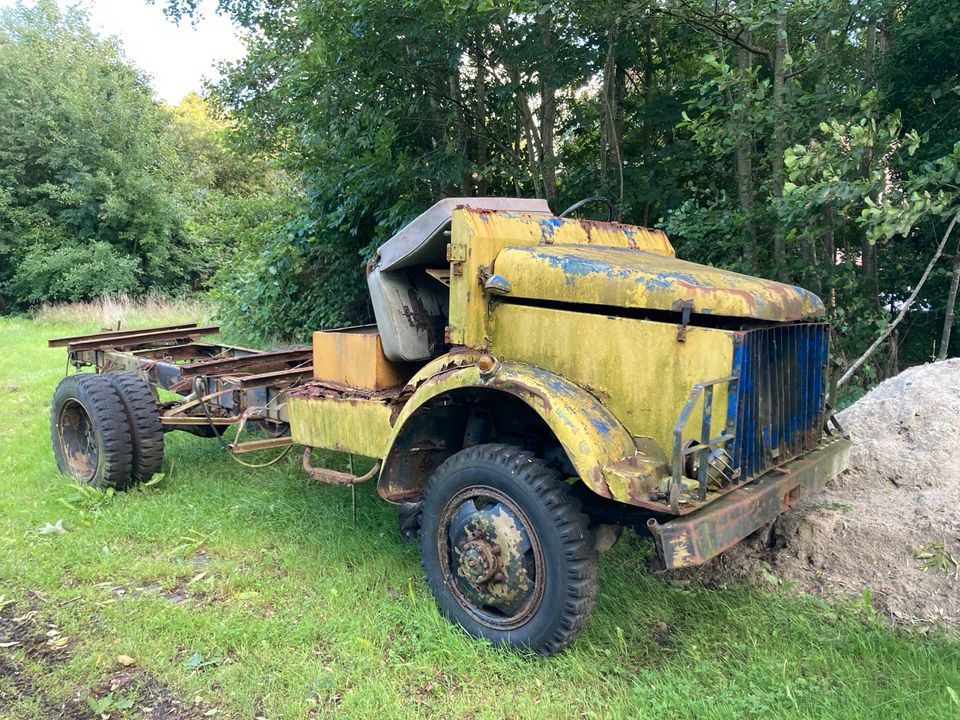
[2,0,247,104]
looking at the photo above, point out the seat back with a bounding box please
[368,197,551,362]
[368,267,447,362]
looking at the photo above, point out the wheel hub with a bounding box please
[457,537,499,585]
[57,399,97,480]
[441,486,544,629]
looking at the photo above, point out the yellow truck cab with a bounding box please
[49,197,850,655]
[288,197,851,653]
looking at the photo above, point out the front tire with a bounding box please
[51,374,133,488]
[397,501,421,544]
[419,444,598,655]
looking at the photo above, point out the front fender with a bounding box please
[377,355,648,503]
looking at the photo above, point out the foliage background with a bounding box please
[2,0,960,380]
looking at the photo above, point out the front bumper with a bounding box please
[647,436,851,569]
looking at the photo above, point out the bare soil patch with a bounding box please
[0,604,205,719]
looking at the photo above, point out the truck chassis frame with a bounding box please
[50,323,307,454]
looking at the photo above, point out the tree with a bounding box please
[160,0,960,372]
[0,0,195,306]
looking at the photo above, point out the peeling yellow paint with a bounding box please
[382,359,639,502]
[488,303,735,458]
[493,244,824,322]
[288,395,393,458]
[448,209,674,347]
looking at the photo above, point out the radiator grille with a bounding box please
[731,323,829,480]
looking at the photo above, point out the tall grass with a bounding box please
[33,293,216,330]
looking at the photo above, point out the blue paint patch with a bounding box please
[554,408,578,431]
[538,216,564,238]
[664,271,704,286]
[588,414,612,435]
[641,275,673,290]
[532,249,612,285]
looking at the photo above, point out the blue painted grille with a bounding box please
[730,323,830,480]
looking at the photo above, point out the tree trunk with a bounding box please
[770,6,788,278]
[860,14,880,299]
[602,15,624,213]
[427,77,451,196]
[886,329,899,379]
[820,208,836,306]
[472,39,488,195]
[640,17,653,224]
[504,61,544,197]
[448,64,471,195]
[538,13,557,205]
[939,241,960,359]
[540,91,556,204]
[734,36,757,271]
[863,15,876,86]
[496,18,545,198]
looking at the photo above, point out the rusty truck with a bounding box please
[48,197,850,654]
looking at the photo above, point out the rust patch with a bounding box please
[649,438,851,568]
[289,381,399,404]
[401,284,445,353]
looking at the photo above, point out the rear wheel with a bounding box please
[419,444,598,655]
[105,371,164,483]
[51,374,133,489]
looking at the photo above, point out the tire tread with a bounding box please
[50,374,134,488]
[105,371,164,483]
[421,443,598,655]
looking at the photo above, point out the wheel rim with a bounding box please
[437,484,545,630]
[57,398,98,481]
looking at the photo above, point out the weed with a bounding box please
[183,650,224,672]
[172,529,214,556]
[820,501,853,513]
[87,692,134,718]
[137,472,166,490]
[912,541,960,577]
[59,484,116,514]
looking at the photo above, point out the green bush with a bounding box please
[208,190,370,344]
[9,241,140,304]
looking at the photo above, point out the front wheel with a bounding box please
[419,444,598,655]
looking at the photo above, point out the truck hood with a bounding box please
[492,245,825,322]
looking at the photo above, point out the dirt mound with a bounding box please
[678,359,960,628]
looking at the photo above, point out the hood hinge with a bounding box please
[674,299,694,342]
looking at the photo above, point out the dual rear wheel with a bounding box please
[51,372,164,489]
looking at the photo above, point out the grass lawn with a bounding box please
[0,313,958,719]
